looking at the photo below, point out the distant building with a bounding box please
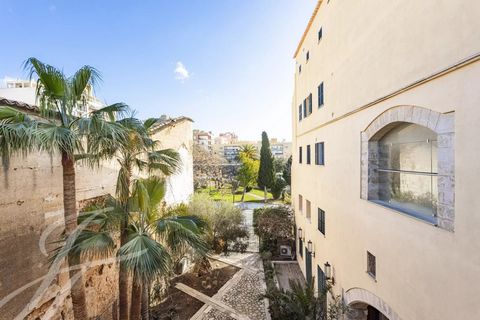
[193,129,213,150]
[0,77,104,117]
[211,139,291,163]
[214,132,238,145]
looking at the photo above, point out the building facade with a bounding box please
[291,1,480,320]
[193,129,213,151]
[0,77,104,117]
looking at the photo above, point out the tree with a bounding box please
[257,131,274,202]
[273,157,285,174]
[0,58,128,320]
[189,195,248,254]
[237,153,260,202]
[271,176,287,200]
[253,206,293,251]
[193,144,225,189]
[238,144,257,160]
[283,155,292,185]
[65,177,206,320]
[111,117,181,320]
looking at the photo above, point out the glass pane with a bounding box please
[378,171,437,219]
[380,123,437,173]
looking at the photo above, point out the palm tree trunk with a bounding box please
[264,186,267,203]
[130,277,143,320]
[141,281,150,320]
[119,170,132,320]
[62,152,88,320]
[119,221,130,320]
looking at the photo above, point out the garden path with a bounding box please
[187,252,270,320]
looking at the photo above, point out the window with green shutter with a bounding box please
[318,82,324,108]
[318,208,325,235]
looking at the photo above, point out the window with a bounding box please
[299,194,303,212]
[306,200,311,220]
[371,123,438,222]
[298,105,302,121]
[299,146,303,164]
[318,82,324,107]
[299,65,302,74]
[367,251,376,279]
[306,145,311,164]
[317,265,326,293]
[315,142,325,165]
[318,28,323,42]
[306,51,310,62]
[303,99,307,118]
[318,208,325,235]
[308,93,313,114]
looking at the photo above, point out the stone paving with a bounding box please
[189,252,270,320]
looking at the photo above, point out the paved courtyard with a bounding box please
[180,252,270,320]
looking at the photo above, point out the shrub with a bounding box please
[271,176,287,200]
[188,194,248,253]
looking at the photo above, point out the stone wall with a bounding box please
[0,118,193,319]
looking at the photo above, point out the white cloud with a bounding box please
[174,62,190,82]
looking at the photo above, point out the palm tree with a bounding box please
[68,177,206,320]
[110,117,181,319]
[0,58,128,319]
[125,177,206,320]
[238,144,257,160]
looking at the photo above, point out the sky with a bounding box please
[0,0,316,141]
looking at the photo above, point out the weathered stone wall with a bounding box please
[0,118,193,319]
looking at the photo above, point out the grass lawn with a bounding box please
[196,186,273,203]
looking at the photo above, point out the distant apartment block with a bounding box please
[0,77,104,117]
[214,132,238,145]
[193,129,213,150]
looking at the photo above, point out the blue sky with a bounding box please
[0,0,316,141]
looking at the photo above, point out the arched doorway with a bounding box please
[344,288,402,320]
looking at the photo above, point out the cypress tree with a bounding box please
[257,131,274,202]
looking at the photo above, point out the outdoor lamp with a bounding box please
[307,240,315,257]
[298,228,303,240]
[324,261,334,285]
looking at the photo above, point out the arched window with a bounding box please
[370,123,437,222]
[361,106,454,231]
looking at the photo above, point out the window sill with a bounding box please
[368,200,437,226]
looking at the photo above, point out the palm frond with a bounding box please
[147,148,181,176]
[156,217,207,255]
[70,65,102,100]
[118,232,171,282]
[91,103,130,122]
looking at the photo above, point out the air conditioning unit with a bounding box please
[280,245,292,257]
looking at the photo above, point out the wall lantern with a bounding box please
[298,228,303,240]
[324,261,334,285]
[307,240,315,257]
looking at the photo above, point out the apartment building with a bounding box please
[0,77,104,117]
[212,139,291,163]
[193,129,213,151]
[291,1,480,320]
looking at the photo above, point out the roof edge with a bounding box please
[293,0,323,59]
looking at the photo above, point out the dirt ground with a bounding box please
[150,260,239,320]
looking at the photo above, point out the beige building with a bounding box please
[292,1,480,320]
